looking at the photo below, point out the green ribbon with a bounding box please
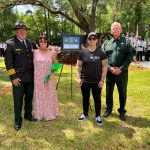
[44,62,63,83]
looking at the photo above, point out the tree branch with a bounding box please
[1,0,90,33]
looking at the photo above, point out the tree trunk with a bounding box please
[90,0,98,32]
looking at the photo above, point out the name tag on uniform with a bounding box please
[15,48,21,51]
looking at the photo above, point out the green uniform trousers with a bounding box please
[12,82,34,123]
[106,70,128,114]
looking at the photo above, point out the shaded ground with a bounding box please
[0,63,150,150]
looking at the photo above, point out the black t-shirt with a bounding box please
[77,48,107,83]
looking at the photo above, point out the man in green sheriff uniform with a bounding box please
[102,22,135,121]
[4,20,37,131]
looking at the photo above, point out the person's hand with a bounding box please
[77,78,83,86]
[12,78,21,86]
[109,67,115,73]
[98,80,104,88]
[110,67,122,75]
[113,67,122,75]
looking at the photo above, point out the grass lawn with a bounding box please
[0,58,150,150]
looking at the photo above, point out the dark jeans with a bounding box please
[12,82,34,123]
[81,82,101,117]
[106,70,128,114]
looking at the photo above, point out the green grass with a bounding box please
[0,59,150,150]
[0,57,5,68]
[0,58,11,87]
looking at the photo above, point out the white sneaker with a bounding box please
[96,116,102,126]
[78,114,87,121]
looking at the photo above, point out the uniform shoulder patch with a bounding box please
[5,39,15,51]
[6,38,14,45]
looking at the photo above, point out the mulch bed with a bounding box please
[129,62,150,71]
[0,85,12,97]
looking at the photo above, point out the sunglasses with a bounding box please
[88,37,97,41]
[39,38,48,43]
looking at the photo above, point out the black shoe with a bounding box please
[14,122,21,131]
[120,114,126,121]
[103,110,112,117]
[25,116,37,122]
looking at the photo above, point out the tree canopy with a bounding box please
[0,0,150,42]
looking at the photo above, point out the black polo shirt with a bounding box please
[77,48,107,83]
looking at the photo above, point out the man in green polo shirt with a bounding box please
[102,22,135,121]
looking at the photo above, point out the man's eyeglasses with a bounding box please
[88,37,96,41]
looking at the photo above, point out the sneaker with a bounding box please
[95,116,102,126]
[120,114,126,121]
[78,114,87,121]
[103,110,112,117]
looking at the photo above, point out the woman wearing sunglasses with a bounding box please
[76,32,108,126]
[33,35,58,121]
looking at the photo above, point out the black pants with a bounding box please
[0,48,4,57]
[106,70,128,114]
[81,82,101,117]
[136,51,143,61]
[12,82,34,123]
[145,50,150,61]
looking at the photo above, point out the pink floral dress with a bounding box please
[33,49,58,121]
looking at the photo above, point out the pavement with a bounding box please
[136,61,150,69]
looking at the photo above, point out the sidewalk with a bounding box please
[137,61,150,69]
[1,57,150,69]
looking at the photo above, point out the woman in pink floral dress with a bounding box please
[33,35,58,121]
